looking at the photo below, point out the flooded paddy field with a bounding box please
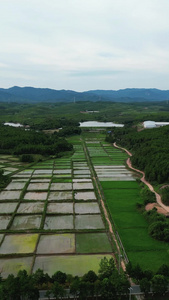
[0,202,18,213]
[75,214,105,229]
[33,254,112,277]
[0,234,39,254]
[36,234,75,254]
[75,202,100,214]
[44,215,74,230]
[0,138,134,277]
[24,192,48,201]
[0,190,22,200]
[17,202,44,213]
[74,191,96,200]
[47,202,73,214]
[10,215,41,230]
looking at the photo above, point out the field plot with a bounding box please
[5,181,27,190]
[34,169,53,174]
[27,183,49,191]
[53,169,71,174]
[102,179,169,271]
[47,203,73,214]
[36,234,75,254]
[10,215,41,230]
[76,233,112,253]
[0,234,39,254]
[24,192,48,201]
[75,203,100,214]
[44,215,74,230]
[0,216,11,229]
[75,191,96,201]
[48,191,73,201]
[0,203,18,214]
[30,179,51,183]
[50,183,72,190]
[0,257,33,278]
[75,215,104,229]
[0,190,21,200]
[33,254,112,277]
[17,202,44,213]
[73,182,93,190]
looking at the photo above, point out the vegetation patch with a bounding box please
[76,233,112,253]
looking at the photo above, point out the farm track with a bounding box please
[114,142,169,214]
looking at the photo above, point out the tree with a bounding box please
[151,274,168,295]
[52,271,67,284]
[51,281,66,300]
[140,278,151,296]
[70,278,80,300]
[82,270,98,283]
[32,268,50,288]
[98,257,116,279]
[157,264,169,277]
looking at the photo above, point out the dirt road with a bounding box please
[114,142,169,214]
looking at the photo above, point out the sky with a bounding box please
[1,0,169,91]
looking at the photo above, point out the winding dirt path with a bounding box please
[113,142,169,214]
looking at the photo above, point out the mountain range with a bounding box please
[0,86,169,103]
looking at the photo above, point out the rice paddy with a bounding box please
[0,133,165,278]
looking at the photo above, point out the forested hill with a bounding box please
[1,86,169,103]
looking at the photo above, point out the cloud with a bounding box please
[0,0,169,90]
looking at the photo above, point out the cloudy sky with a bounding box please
[1,0,169,91]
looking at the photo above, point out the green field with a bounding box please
[76,233,112,253]
[101,180,169,271]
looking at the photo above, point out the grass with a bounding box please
[101,180,169,271]
[101,181,139,189]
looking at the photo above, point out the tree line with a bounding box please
[0,257,130,300]
[126,261,169,297]
[0,125,73,158]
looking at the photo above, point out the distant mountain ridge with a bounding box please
[0,86,169,103]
